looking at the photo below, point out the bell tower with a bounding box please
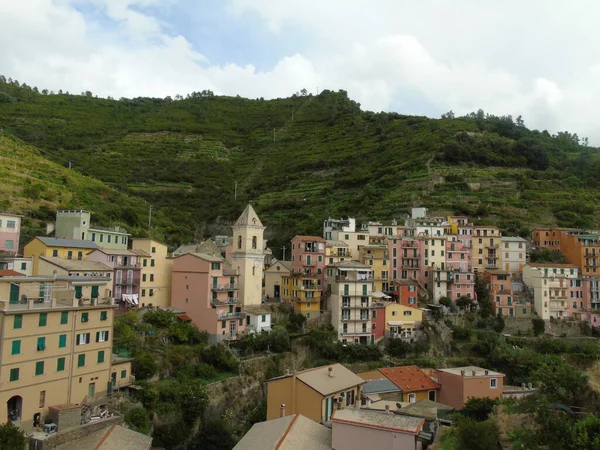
[231,204,265,306]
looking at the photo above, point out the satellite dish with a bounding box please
[396,403,402,409]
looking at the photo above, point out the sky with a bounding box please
[2,0,600,142]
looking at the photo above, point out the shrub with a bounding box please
[532,317,545,336]
[125,407,151,434]
[134,350,158,380]
[196,363,218,380]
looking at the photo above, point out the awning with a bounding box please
[387,321,416,326]
[71,281,108,286]
[177,314,192,322]
[372,291,391,299]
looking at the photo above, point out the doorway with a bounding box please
[88,383,96,401]
[7,395,22,424]
[429,390,436,401]
[274,284,280,299]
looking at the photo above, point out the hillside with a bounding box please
[0,76,599,250]
[0,132,176,246]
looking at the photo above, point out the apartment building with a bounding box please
[522,263,580,320]
[325,240,352,266]
[388,238,424,286]
[583,278,600,311]
[264,260,291,300]
[434,366,505,410]
[358,244,390,293]
[291,236,326,289]
[281,272,321,318]
[0,257,33,276]
[500,237,527,275]
[87,249,142,306]
[24,237,99,275]
[370,302,387,342]
[230,204,266,307]
[446,236,475,301]
[55,210,130,250]
[323,217,356,241]
[471,226,502,273]
[0,274,120,430]
[483,269,517,317]
[0,213,22,255]
[560,232,600,277]
[385,303,423,340]
[131,239,172,308]
[327,261,374,344]
[531,227,566,251]
[366,221,402,239]
[171,252,244,343]
[393,280,420,307]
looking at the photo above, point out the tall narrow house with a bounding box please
[231,205,266,306]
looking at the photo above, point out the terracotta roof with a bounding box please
[379,366,440,393]
[177,314,192,322]
[0,270,24,277]
[331,409,424,434]
[234,414,331,450]
[292,235,326,243]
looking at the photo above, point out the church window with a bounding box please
[238,235,242,249]
[252,236,257,249]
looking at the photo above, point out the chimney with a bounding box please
[328,367,334,378]
[280,404,285,418]
[472,370,476,376]
[485,370,489,375]
[385,404,390,415]
[285,369,291,376]
[461,370,465,377]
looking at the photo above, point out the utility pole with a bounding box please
[148,205,153,229]
[281,246,287,261]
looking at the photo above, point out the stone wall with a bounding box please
[28,416,122,450]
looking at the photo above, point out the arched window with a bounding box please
[237,235,242,249]
[252,236,257,249]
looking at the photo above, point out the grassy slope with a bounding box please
[0,80,599,249]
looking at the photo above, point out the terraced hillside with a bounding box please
[0,77,599,249]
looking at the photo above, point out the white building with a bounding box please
[522,263,580,320]
[0,256,33,276]
[245,306,272,334]
[500,237,527,275]
[327,261,373,345]
[323,217,356,240]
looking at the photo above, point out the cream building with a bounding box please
[0,274,129,430]
[471,226,501,273]
[131,239,172,308]
[522,263,580,320]
[264,259,291,300]
[500,237,527,275]
[231,205,266,306]
[327,261,373,345]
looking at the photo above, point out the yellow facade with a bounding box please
[385,304,423,337]
[264,260,291,300]
[358,245,390,292]
[281,274,321,318]
[24,238,96,275]
[472,226,501,273]
[0,276,123,430]
[132,239,173,308]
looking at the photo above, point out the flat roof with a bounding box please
[502,236,527,242]
[436,366,504,377]
[525,263,578,268]
[331,261,371,270]
[331,409,424,434]
[362,379,401,395]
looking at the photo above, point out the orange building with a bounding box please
[560,232,600,277]
[434,366,505,410]
[483,269,516,317]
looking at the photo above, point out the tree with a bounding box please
[438,296,452,308]
[152,419,190,450]
[455,417,501,450]
[136,381,159,411]
[462,397,498,421]
[300,88,308,96]
[189,419,236,450]
[125,407,151,434]
[492,314,505,333]
[456,295,474,310]
[134,350,158,380]
[532,317,546,336]
[0,423,26,449]
[441,110,455,119]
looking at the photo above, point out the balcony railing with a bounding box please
[212,284,239,292]
[211,297,239,306]
[217,312,245,320]
[341,316,370,321]
[292,296,320,303]
[115,278,136,286]
[335,275,374,282]
[300,284,318,290]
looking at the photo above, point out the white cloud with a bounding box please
[2,0,600,142]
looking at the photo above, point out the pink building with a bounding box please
[582,310,600,327]
[0,213,22,256]
[291,236,326,290]
[483,269,516,316]
[388,238,425,287]
[171,253,244,344]
[87,248,142,307]
[446,237,475,301]
[583,278,600,310]
[569,278,585,318]
[434,366,505,410]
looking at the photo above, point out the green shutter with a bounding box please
[39,313,47,327]
[121,370,127,379]
[35,361,44,376]
[61,311,68,325]
[97,351,105,364]
[13,315,22,329]
[74,286,83,299]
[59,334,67,348]
[81,313,89,323]
[11,340,20,355]
[91,286,99,298]
[57,357,65,371]
[37,337,46,351]
[9,284,20,304]
[78,354,85,367]
[100,311,107,321]
[9,368,19,382]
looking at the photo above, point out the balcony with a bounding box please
[300,284,318,290]
[217,311,245,320]
[212,284,239,292]
[485,264,498,269]
[335,275,374,282]
[211,297,239,306]
[115,278,136,286]
[303,260,317,266]
[0,296,114,311]
[116,262,140,269]
[293,296,320,303]
[486,254,499,259]
[341,315,370,321]
[485,244,500,250]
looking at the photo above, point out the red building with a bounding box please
[393,280,420,307]
[370,301,387,342]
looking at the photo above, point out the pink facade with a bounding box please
[87,249,141,305]
[582,310,600,327]
[371,303,386,342]
[583,278,600,311]
[484,270,516,316]
[388,238,425,287]
[291,236,326,291]
[171,253,243,344]
[446,238,475,301]
[0,214,22,255]
[569,278,585,318]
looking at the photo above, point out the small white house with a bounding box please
[245,306,272,334]
[1,256,33,276]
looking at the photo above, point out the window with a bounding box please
[211,262,220,270]
[106,235,111,243]
[150,274,154,282]
[91,233,96,241]
[5,240,14,249]
[7,220,15,229]
[39,313,47,327]
[20,262,27,270]
[407,393,416,403]
[96,331,109,342]
[261,314,266,322]
[13,315,22,329]
[35,361,44,376]
[52,249,59,257]
[142,289,146,297]
[151,259,155,267]
[100,234,104,243]
[100,311,108,321]
[221,320,226,329]
[121,369,127,379]
[57,357,65,372]
[59,334,67,348]
[11,340,21,355]
[61,311,68,324]
[142,274,147,282]
[10,368,19,382]
[81,312,89,323]
[77,354,85,367]
[252,236,257,249]
[37,337,46,351]
[143,259,147,267]
[149,289,154,297]
[392,311,398,316]
[77,251,83,260]
[97,351,105,364]
[372,310,377,319]
[490,378,498,389]
[39,391,46,408]
[77,333,91,345]
[403,310,412,316]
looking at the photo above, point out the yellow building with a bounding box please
[23,237,99,275]
[264,260,291,301]
[132,238,173,308]
[385,303,423,339]
[281,273,321,319]
[0,274,130,430]
[325,240,352,266]
[358,244,390,293]
[472,226,501,273]
[266,363,365,423]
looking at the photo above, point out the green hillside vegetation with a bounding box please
[0,133,175,246]
[1,75,599,249]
